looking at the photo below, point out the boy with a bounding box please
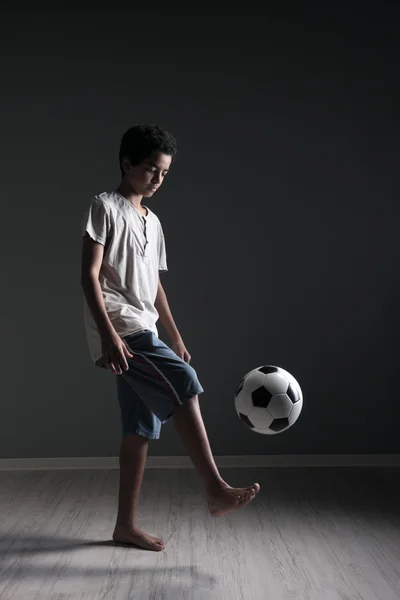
[80,124,260,552]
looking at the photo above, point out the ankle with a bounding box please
[205,478,227,495]
[114,520,137,532]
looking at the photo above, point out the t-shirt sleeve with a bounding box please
[81,197,111,245]
[158,222,168,272]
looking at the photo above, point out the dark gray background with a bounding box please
[1,3,398,458]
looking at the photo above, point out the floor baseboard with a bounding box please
[0,454,399,471]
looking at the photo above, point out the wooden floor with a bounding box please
[0,467,399,600]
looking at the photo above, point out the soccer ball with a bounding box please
[234,365,303,435]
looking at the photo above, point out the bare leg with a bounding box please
[172,396,260,517]
[112,433,165,551]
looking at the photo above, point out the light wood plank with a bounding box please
[0,468,399,599]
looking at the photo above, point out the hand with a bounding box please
[171,338,191,363]
[101,333,133,375]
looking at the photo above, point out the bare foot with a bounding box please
[207,482,260,517]
[112,525,165,551]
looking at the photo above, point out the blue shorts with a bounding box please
[116,329,204,439]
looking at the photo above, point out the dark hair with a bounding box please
[119,124,177,176]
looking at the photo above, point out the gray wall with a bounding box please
[1,5,399,458]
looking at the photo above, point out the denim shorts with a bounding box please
[116,329,204,439]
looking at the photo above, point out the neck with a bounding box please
[117,181,143,208]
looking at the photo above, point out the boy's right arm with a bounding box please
[80,234,132,374]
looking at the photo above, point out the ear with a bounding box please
[122,157,131,173]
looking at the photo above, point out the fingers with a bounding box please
[107,353,123,375]
[119,351,129,372]
[108,360,122,375]
[123,345,133,359]
[121,345,133,371]
[107,349,132,374]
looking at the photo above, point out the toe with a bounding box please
[238,490,253,504]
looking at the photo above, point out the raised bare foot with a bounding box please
[207,482,260,517]
[112,525,165,551]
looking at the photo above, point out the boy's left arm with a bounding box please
[155,278,191,363]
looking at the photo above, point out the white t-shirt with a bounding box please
[81,191,168,367]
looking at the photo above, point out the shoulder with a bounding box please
[90,192,126,220]
[93,191,117,211]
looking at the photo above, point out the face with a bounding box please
[122,151,172,197]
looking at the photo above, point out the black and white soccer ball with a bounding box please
[234,365,303,435]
